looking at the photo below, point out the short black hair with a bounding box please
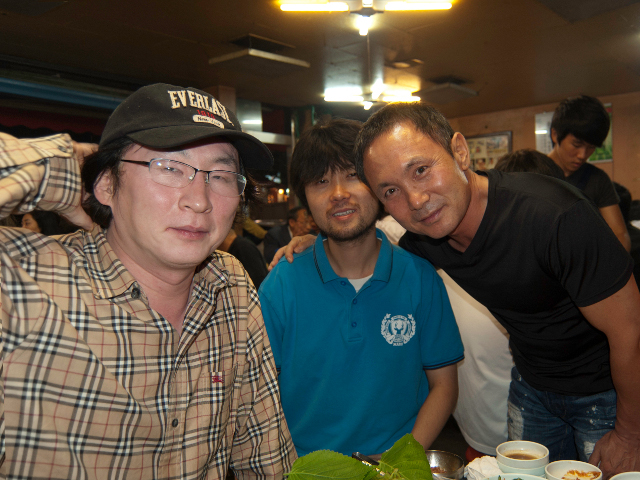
[550,95,610,147]
[288,206,307,223]
[28,211,66,235]
[290,118,363,209]
[81,138,258,228]
[354,102,454,186]
[494,149,564,179]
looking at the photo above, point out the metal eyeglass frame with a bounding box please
[120,158,247,197]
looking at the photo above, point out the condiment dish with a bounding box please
[497,441,550,469]
[545,460,602,480]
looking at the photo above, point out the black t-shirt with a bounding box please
[400,170,633,395]
[228,236,269,289]
[565,163,619,209]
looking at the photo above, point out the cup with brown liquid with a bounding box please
[496,440,550,477]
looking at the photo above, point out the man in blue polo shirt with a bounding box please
[258,118,464,457]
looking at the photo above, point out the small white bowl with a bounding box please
[610,473,640,480]
[497,459,547,477]
[545,460,602,480]
[497,441,550,469]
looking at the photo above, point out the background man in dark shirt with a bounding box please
[218,228,269,288]
[548,95,631,251]
[263,206,310,264]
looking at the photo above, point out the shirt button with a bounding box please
[131,287,140,299]
[351,322,357,327]
[340,281,346,286]
[172,418,179,428]
[352,299,357,304]
[58,146,68,153]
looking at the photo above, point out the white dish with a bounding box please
[610,473,640,480]
[497,441,550,469]
[545,460,602,480]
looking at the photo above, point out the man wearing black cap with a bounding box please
[0,84,295,479]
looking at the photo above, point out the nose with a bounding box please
[329,180,350,202]
[180,172,213,213]
[576,147,591,161]
[406,187,429,211]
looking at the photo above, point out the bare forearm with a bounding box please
[411,367,458,449]
[609,334,640,439]
[580,277,640,476]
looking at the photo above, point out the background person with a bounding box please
[259,118,463,457]
[548,95,631,251]
[494,149,564,179]
[263,206,310,264]
[440,270,513,458]
[218,227,269,288]
[0,84,295,479]
[614,182,640,290]
[21,210,80,235]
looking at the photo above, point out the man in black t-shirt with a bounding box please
[548,95,631,252]
[350,103,640,478]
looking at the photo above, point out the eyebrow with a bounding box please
[210,155,239,169]
[175,149,239,170]
[374,157,423,191]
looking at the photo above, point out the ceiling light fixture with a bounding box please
[280,2,349,11]
[384,2,451,10]
[356,14,373,35]
[280,1,452,14]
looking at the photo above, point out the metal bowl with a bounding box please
[425,450,465,480]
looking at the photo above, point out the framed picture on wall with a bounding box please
[466,131,512,171]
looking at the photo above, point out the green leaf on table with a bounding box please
[285,450,374,480]
[377,434,433,480]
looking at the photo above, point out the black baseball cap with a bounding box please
[100,83,273,169]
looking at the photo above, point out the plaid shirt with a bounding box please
[0,133,296,479]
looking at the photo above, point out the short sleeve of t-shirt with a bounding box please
[550,199,632,307]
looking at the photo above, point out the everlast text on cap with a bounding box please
[100,83,273,170]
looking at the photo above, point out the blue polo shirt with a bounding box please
[259,230,464,457]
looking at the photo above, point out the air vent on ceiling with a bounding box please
[417,83,478,105]
[230,34,293,54]
[428,75,469,85]
[209,34,310,77]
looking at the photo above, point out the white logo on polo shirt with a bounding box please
[381,314,415,346]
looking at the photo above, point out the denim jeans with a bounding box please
[507,366,616,462]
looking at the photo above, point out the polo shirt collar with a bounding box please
[312,228,393,284]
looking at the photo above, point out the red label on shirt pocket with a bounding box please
[212,374,223,383]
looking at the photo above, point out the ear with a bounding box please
[550,128,559,146]
[94,172,115,208]
[450,132,471,171]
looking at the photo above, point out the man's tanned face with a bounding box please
[363,122,472,241]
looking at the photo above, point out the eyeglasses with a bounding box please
[120,158,247,198]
